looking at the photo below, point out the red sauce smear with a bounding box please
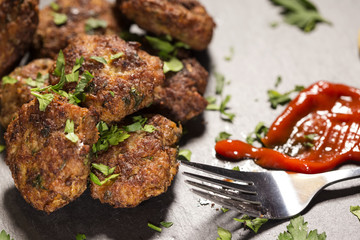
[215,81,360,173]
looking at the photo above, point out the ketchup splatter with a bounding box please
[215,81,360,173]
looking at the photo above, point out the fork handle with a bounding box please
[321,167,360,187]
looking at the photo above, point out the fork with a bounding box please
[181,160,360,219]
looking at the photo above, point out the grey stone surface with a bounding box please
[1,0,360,239]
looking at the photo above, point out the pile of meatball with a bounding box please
[0,0,215,213]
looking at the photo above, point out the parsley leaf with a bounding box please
[53,50,65,77]
[215,131,232,142]
[277,215,326,240]
[75,234,86,240]
[92,163,115,176]
[0,145,5,153]
[205,96,220,110]
[92,122,130,153]
[220,95,235,122]
[178,149,192,161]
[26,73,48,88]
[215,72,225,95]
[350,206,360,221]
[216,226,232,240]
[234,215,268,233]
[85,18,107,34]
[50,2,59,11]
[89,172,120,186]
[110,52,124,60]
[0,230,13,240]
[270,0,331,32]
[160,221,173,228]
[2,76,17,85]
[221,208,229,213]
[163,57,184,74]
[53,12,67,25]
[64,119,79,143]
[246,122,269,146]
[267,85,304,109]
[31,92,54,111]
[90,56,107,65]
[275,76,282,88]
[145,36,175,54]
[148,223,162,232]
[224,46,234,61]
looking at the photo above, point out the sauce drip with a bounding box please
[215,81,360,173]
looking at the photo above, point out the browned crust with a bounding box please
[5,96,99,213]
[118,0,215,50]
[0,0,39,77]
[0,58,54,128]
[90,114,181,208]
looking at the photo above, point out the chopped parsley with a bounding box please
[53,12,67,25]
[224,46,234,61]
[350,206,360,220]
[75,233,86,240]
[246,122,269,146]
[178,149,192,161]
[0,229,13,240]
[110,52,124,60]
[215,131,232,142]
[30,92,54,111]
[145,35,188,73]
[123,115,156,133]
[206,95,235,122]
[65,57,84,83]
[85,18,107,34]
[50,2,60,11]
[148,223,162,232]
[64,119,79,143]
[232,166,240,171]
[216,226,232,240]
[160,221,173,228]
[0,145,5,153]
[2,76,17,85]
[90,56,107,65]
[270,0,331,32]
[215,72,225,95]
[163,57,183,74]
[90,163,120,186]
[270,21,279,28]
[277,215,326,240]
[267,85,304,109]
[109,91,115,97]
[26,73,48,88]
[275,76,282,88]
[221,208,229,213]
[234,215,268,233]
[304,133,317,148]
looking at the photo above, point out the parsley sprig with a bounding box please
[0,229,13,240]
[271,0,331,32]
[267,85,304,109]
[246,122,269,146]
[90,163,120,186]
[234,215,268,233]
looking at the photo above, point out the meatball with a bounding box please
[0,58,54,128]
[117,0,215,50]
[49,34,165,123]
[5,95,99,213]
[0,0,39,77]
[33,0,128,59]
[153,58,208,121]
[90,114,181,208]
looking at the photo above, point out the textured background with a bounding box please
[1,0,360,239]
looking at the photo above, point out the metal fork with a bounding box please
[181,160,360,219]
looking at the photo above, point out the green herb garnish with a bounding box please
[26,73,48,88]
[270,0,331,32]
[221,208,229,213]
[215,131,232,142]
[246,122,269,146]
[31,92,54,111]
[0,229,13,240]
[53,12,67,25]
[220,95,235,122]
[50,2,60,11]
[90,56,107,65]
[0,145,5,153]
[64,119,79,143]
[85,18,107,34]
[215,72,225,95]
[216,226,232,240]
[224,46,234,61]
[75,233,86,240]
[163,57,183,74]
[277,215,326,240]
[350,206,360,221]
[275,76,282,88]
[232,166,240,171]
[110,52,124,60]
[160,221,173,228]
[2,76,17,85]
[148,223,162,232]
[234,215,268,233]
[178,149,192,161]
[92,122,130,153]
[268,85,304,109]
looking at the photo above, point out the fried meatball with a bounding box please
[49,34,165,123]
[90,114,181,208]
[0,0,39,77]
[5,96,98,213]
[0,58,53,128]
[33,0,128,59]
[117,0,215,50]
[153,58,208,121]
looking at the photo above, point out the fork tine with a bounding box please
[180,160,259,183]
[183,172,256,194]
[191,188,263,218]
[185,179,260,204]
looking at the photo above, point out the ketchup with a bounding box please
[215,81,360,173]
